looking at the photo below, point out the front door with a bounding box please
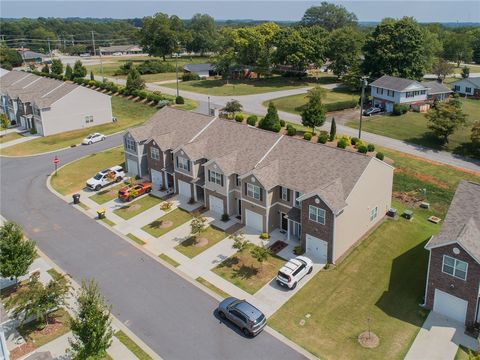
[281,213,288,231]
[237,199,242,217]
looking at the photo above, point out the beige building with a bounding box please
[124,107,394,263]
[0,71,112,136]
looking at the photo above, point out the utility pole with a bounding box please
[71,35,74,46]
[175,53,179,98]
[358,76,368,139]
[91,31,96,56]
[47,39,52,59]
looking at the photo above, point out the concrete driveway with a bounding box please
[405,312,477,360]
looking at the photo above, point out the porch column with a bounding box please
[173,173,177,194]
[193,183,197,201]
[287,219,291,241]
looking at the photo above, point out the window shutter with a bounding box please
[176,156,178,168]
[221,175,224,187]
[187,160,191,172]
[208,170,211,182]
[244,183,247,195]
[287,189,290,201]
[279,186,283,199]
[260,188,263,201]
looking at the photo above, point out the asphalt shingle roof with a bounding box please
[421,81,453,94]
[452,77,480,88]
[183,63,214,73]
[370,75,426,92]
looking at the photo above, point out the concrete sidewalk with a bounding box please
[405,312,477,360]
[0,133,40,149]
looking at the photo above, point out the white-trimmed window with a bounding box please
[294,191,302,208]
[85,115,93,123]
[370,206,378,222]
[281,187,289,201]
[247,183,261,200]
[125,138,136,152]
[176,156,190,172]
[150,147,160,160]
[466,87,472,94]
[442,255,467,280]
[309,206,326,225]
[209,170,223,186]
[454,85,460,92]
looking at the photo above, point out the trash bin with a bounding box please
[72,193,81,205]
[97,209,106,219]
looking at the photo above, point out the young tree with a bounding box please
[6,272,70,326]
[0,113,10,136]
[301,2,358,31]
[301,87,326,134]
[0,221,37,283]
[431,58,454,82]
[125,65,145,93]
[471,121,480,144]
[69,279,113,360]
[426,102,468,144]
[41,64,50,74]
[65,64,73,80]
[259,102,281,132]
[50,59,63,75]
[90,71,95,81]
[329,117,336,141]
[72,60,87,79]
[223,100,243,115]
[250,245,272,269]
[231,233,249,252]
[461,66,470,79]
[190,216,207,238]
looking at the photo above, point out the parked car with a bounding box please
[112,52,123,56]
[217,297,266,337]
[363,107,382,116]
[86,166,125,191]
[276,256,313,289]
[82,133,106,145]
[118,181,152,201]
[79,53,91,57]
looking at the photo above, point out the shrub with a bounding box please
[350,137,359,145]
[235,113,244,122]
[337,139,348,148]
[357,145,368,153]
[293,246,304,255]
[157,100,171,108]
[286,125,296,136]
[88,80,97,87]
[259,233,270,240]
[247,115,257,126]
[29,128,37,135]
[182,72,201,81]
[226,113,234,120]
[367,143,375,152]
[393,103,409,116]
[340,135,351,145]
[221,213,230,222]
[280,119,286,127]
[175,96,184,104]
[376,152,385,160]
[160,201,173,211]
[317,134,328,144]
[271,123,282,133]
[303,132,312,141]
[354,139,365,148]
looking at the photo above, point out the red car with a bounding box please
[118,181,152,201]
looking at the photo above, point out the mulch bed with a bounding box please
[358,331,379,348]
[269,240,288,254]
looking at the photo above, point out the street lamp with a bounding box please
[358,77,368,139]
[174,41,181,98]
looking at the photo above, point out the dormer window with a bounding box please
[176,156,191,172]
[442,255,467,280]
[208,170,223,186]
[125,138,136,152]
[246,183,261,200]
[294,191,302,208]
[309,205,326,225]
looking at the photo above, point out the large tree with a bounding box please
[186,14,217,55]
[140,13,184,60]
[0,46,23,69]
[426,100,468,144]
[301,87,326,133]
[301,2,357,31]
[443,32,473,67]
[326,27,363,77]
[0,221,37,282]
[69,279,114,360]
[363,17,430,80]
[431,58,454,83]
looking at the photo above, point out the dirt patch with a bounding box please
[159,220,173,228]
[10,342,35,360]
[358,331,379,348]
[395,168,449,189]
[194,237,209,247]
[393,191,423,207]
[126,204,141,212]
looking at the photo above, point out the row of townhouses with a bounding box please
[0,70,112,136]
[123,107,394,264]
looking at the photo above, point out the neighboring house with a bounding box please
[18,50,50,64]
[424,180,480,327]
[370,75,451,113]
[124,107,394,263]
[451,77,480,98]
[0,71,112,136]
[183,63,217,78]
[99,45,143,56]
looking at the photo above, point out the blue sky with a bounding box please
[1,1,479,22]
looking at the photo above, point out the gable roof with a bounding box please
[183,63,214,73]
[99,45,141,52]
[421,81,453,95]
[426,181,480,263]
[370,75,426,92]
[452,77,480,88]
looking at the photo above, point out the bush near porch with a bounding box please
[175,225,228,258]
[142,208,192,238]
[212,243,285,295]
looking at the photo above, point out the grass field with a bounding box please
[114,330,153,360]
[196,276,230,298]
[267,88,358,114]
[89,183,124,204]
[127,233,146,246]
[0,132,22,144]
[175,226,227,258]
[142,208,192,238]
[158,253,180,267]
[113,195,162,220]
[50,146,124,195]
[346,99,480,156]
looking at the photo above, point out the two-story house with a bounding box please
[124,107,394,264]
[423,181,480,327]
[0,70,112,136]
[370,75,451,113]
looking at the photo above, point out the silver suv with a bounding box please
[217,297,266,337]
[276,256,313,289]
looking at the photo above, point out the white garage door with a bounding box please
[151,169,163,189]
[209,195,224,216]
[433,289,468,323]
[305,234,328,263]
[245,209,263,232]
[178,180,191,199]
[127,159,138,177]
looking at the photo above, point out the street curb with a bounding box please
[45,154,319,360]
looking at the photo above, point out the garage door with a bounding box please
[151,169,163,189]
[433,289,468,323]
[305,234,328,263]
[245,209,263,232]
[209,195,224,216]
[127,159,138,177]
[178,180,191,199]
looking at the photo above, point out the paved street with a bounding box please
[0,137,308,360]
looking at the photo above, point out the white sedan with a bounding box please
[82,133,106,145]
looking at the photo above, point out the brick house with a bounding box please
[424,180,480,327]
[123,107,394,263]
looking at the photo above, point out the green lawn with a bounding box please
[127,233,146,245]
[455,345,471,360]
[196,276,230,298]
[212,243,285,295]
[113,195,162,220]
[101,217,116,226]
[50,146,124,195]
[175,226,227,258]
[158,253,180,267]
[114,330,153,360]
[89,183,124,204]
[346,99,480,156]
[0,131,22,144]
[142,208,192,238]
[267,88,358,114]
[1,96,157,156]
[162,77,326,96]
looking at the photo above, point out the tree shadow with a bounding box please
[218,256,239,269]
[232,265,258,280]
[405,132,445,151]
[453,142,480,160]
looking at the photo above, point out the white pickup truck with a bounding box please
[86,165,125,191]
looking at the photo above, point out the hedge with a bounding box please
[324,99,357,112]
